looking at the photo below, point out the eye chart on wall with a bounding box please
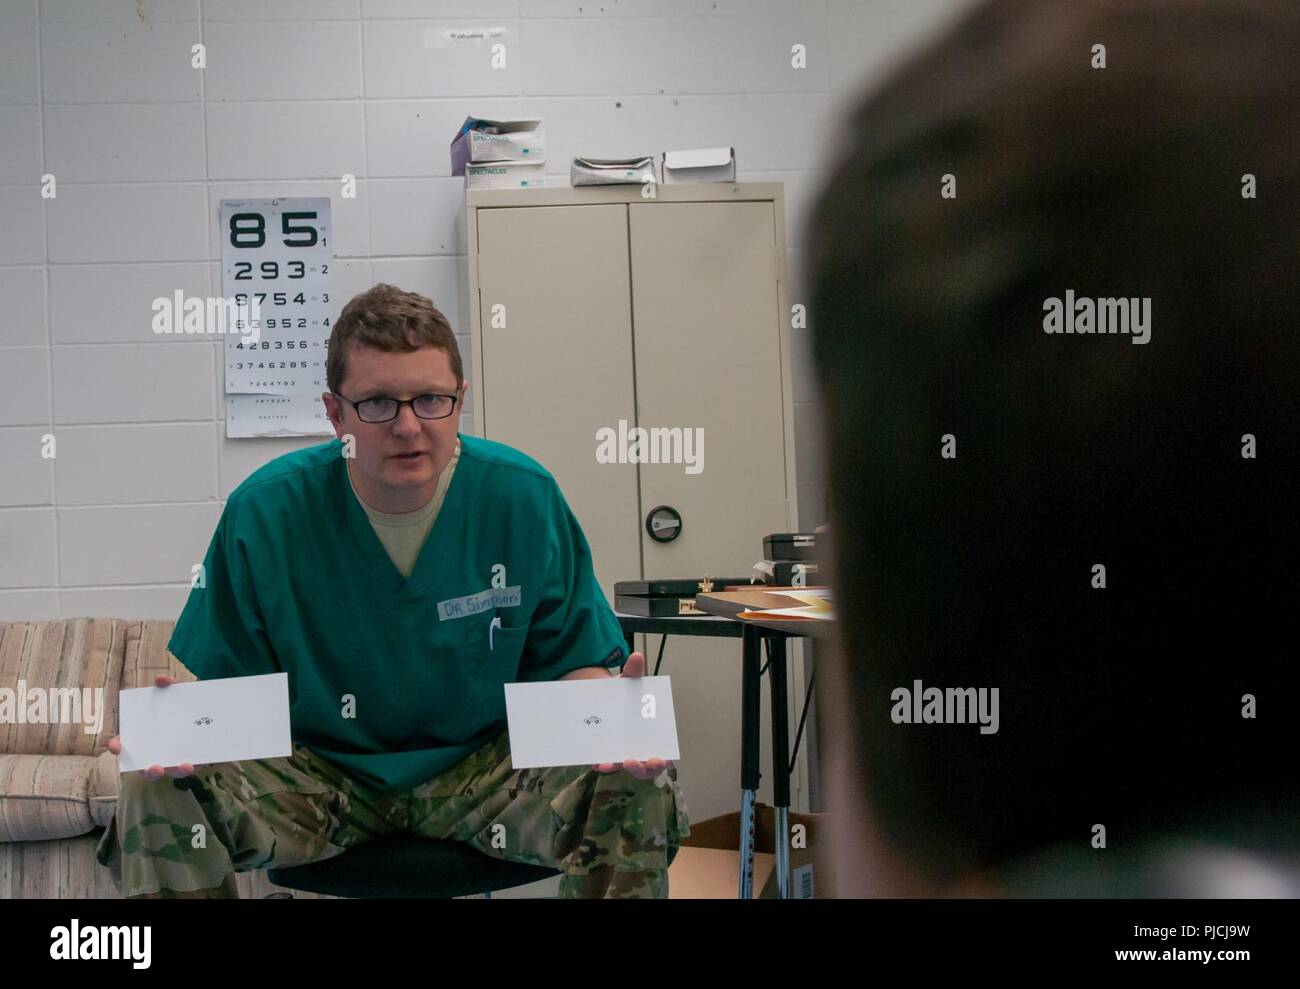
[220,197,335,438]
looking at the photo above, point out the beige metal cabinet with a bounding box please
[473,203,640,596]
[466,184,806,820]
[629,200,790,577]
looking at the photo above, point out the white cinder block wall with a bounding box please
[0,0,971,620]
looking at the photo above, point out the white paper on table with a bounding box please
[769,587,832,610]
[116,673,291,773]
[742,605,836,621]
[738,588,835,621]
[783,589,831,603]
[504,675,679,769]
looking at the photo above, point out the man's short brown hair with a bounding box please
[326,284,463,394]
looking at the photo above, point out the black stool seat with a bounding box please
[267,835,561,899]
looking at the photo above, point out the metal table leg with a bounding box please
[767,635,791,899]
[738,622,762,899]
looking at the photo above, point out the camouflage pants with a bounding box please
[94,729,690,899]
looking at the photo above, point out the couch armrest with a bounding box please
[0,754,97,842]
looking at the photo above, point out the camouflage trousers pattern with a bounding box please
[95,729,690,899]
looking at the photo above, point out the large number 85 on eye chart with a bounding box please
[221,197,334,438]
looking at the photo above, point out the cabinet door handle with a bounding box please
[646,505,683,543]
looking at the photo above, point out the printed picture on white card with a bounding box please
[220,197,334,438]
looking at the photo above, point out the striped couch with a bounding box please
[0,618,315,899]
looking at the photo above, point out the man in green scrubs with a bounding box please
[97,284,690,898]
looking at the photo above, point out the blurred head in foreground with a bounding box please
[809,0,1299,896]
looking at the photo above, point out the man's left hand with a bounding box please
[593,650,672,780]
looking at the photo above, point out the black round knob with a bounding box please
[645,505,683,543]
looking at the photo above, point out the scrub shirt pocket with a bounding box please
[462,610,530,717]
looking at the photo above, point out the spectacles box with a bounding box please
[464,160,547,190]
[450,116,546,175]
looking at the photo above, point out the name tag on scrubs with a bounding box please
[117,673,292,773]
[437,586,522,621]
[504,675,680,769]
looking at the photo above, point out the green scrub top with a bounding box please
[168,433,628,791]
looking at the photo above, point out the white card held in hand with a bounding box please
[504,675,680,769]
[116,673,292,773]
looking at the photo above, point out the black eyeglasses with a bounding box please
[334,392,458,423]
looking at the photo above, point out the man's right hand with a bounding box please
[106,673,197,781]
